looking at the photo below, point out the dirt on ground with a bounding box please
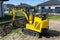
[0,20,60,40]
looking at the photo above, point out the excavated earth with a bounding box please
[0,20,60,40]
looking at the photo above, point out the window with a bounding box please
[41,7,45,9]
[55,7,60,13]
[49,7,51,9]
[55,7,60,9]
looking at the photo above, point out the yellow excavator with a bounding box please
[12,8,49,37]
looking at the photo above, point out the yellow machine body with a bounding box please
[12,9,49,33]
[26,17,49,33]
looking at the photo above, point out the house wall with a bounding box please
[45,5,60,9]
[0,2,4,17]
[39,5,60,13]
[3,4,11,13]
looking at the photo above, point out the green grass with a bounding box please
[11,28,20,33]
[5,13,25,20]
[5,12,24,17]
[0,13,24,25]
[0,14,12,25]
[0,15,12,22]
[48,15,60,20]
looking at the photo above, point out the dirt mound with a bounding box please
[0,25,13,36]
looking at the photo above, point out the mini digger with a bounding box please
[12,8,49,37]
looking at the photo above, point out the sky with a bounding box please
[4,0,48,6]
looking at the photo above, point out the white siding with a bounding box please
[45,6,55,9]
[51,6,55,9]
[39,6,41,9]
[45,5,60,9]
[39,5,60,13]
[45,6,48,9]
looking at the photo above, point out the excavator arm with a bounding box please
[12,8,28,21]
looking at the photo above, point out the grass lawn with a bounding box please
[48,15,60,20]
[0,13,24,25]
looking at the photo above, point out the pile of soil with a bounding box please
[0,25,13,36]
[0,19,26,37]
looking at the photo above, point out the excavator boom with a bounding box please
[12,8,28,21]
